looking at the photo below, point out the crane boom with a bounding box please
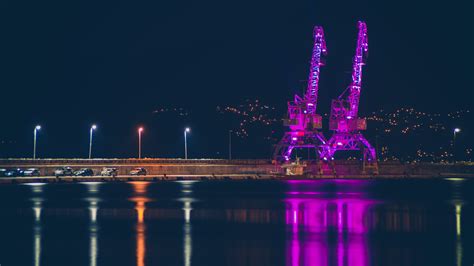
[305,26,327,115]
[347,21,368,119]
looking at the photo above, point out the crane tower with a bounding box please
[321,21,377,168]
[273,26,327,162]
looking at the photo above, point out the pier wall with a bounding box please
[0,159,279,176]
[0,159,473,177]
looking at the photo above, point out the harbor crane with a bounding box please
[273,26,328,162]
[321,21,377,170]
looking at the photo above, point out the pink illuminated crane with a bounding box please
[273,26,327,162]
[321,21,377,167]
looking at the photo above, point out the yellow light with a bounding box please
[455,204,461,237]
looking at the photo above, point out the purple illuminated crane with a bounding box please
[321,21,376,166]
[273,26,327,162]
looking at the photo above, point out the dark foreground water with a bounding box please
[0,179,472,266]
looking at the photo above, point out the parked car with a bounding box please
[54,167,74,177]
[4,168,23,177]
[0,168,6,177]
[73,168,94,176]
[23,168,40,176]
[101,167,118,177]
[130,167,147,176]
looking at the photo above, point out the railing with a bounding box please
[0,158,273,165]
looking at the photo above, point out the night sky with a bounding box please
[1,0,473,158]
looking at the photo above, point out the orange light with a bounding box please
[130,182,149,266]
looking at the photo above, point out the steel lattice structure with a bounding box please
[273,26,327,162]
[321,21,376,163]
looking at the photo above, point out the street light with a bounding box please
[138,127,144,159]
[33,125,41,159]
[453,128,461,161]
[184,127,190,159]
[89,124,97,159]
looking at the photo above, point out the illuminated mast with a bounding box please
[305,26,327,115]
[273,26,327,162]
[322,21,376,166]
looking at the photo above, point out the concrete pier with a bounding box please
[0,159,473,184]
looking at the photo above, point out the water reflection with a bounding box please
[183,199,192,266]
[285,197,372,266]
[29,183,45,266]
[455,203,461,237]
[454,202,463,266]
[82,182,102,266]
[179,180,196,266]
[4,179,469,266]
[129,182,151,266]
[284,180,375,266]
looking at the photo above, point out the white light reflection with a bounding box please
[455,204,461,237]
[455,203,463,266]
[81,182,103,193]
[30,183,44,266]
[184,201,191,223]
[456,238,463,266]
[445,178,466,182]
[82,182,102,266]
[90,226,98,266]
[33,200,42,222]
[23,182,46,192]
[179,181,195,266]
[24,182,47,187]
[34,225,41,266]
[183,198,193,266]
[179,180,198,195]
[184,223,192,266]
[89,198,99,266]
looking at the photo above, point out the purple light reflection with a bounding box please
[285,197,372,234]
[284,180,374,266]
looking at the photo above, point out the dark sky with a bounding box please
[1,0,473,158]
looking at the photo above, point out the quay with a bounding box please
[0,158,473,184]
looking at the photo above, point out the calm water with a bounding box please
[0,179,472,266]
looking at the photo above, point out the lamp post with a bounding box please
[89,124,97,159]
[184,127,190,159]
[453,128,461,161]
[228,130,232,160]
[138,127,144,159]
[33,125,41,159]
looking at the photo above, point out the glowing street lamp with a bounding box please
[33,125,41,159]
[453,128,461,161]
[138,127,144,159]
[184,127,190,159]
[89,124,97,159]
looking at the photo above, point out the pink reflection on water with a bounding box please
[285,180,374,266]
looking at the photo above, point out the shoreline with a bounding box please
[1,173,473,185]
